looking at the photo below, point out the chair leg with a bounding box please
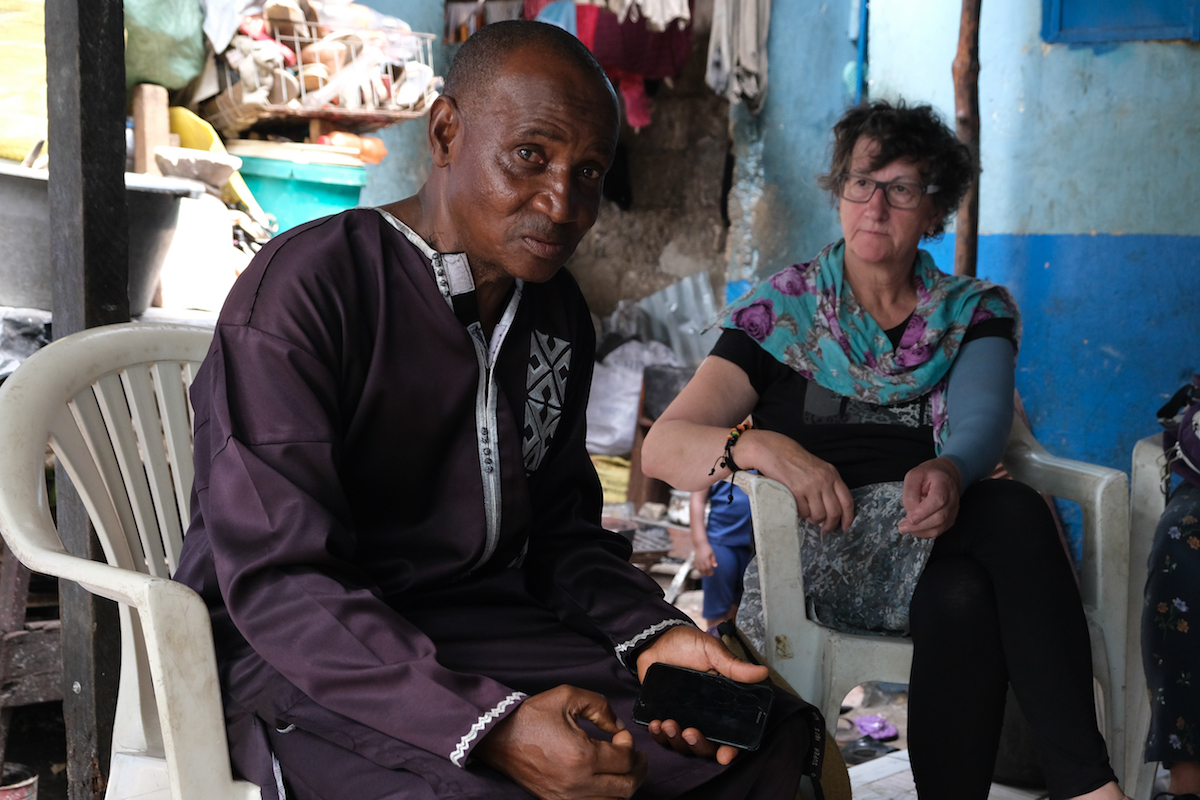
[664,553,695,605]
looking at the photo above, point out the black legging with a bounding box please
[906,479,1117,800]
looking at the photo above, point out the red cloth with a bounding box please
[617,72,652,128]
[523,0,556,19]
[589,2,691,80]
[575,2,599,48]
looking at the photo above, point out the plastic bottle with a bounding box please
[317,131,387,164]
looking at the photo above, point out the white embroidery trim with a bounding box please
[614,619,693,667]
[450,691,527,767]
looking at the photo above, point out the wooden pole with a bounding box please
[45,0,128,796]
[952,0,982,277]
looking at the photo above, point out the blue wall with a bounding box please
[355,1,448,207]
[724,4,857,292]
[728,0,1200,555]
[924,233,1200,468]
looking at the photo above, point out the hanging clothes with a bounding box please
[574,0,624,14]
[484,0,524,24]
[527,0,692,129]
[534,0,578,35]
[444,1,486,43]
[706,0,770,112]
[615,0,690,32]
[589,4,691,80]
[523,0,558,20]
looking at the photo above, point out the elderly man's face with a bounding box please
[446,47,619,284]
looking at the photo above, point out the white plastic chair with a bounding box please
[1125,433,1168,800]
[735,414,1136,787]
[0,323,260,800]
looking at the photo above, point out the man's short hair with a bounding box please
[442,20,613,110]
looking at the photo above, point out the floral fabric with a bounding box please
[722,240,1020,449]
[1142,481,1200,764]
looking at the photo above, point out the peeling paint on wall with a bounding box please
[726,128,766,286]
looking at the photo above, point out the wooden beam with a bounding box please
[952,0,982,277]
[132,83,170,175]
[45,0,128,797]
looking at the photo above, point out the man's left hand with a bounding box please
[634,625,769,765]
[897,457,961,539]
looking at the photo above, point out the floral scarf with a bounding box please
[722,240,1021,450]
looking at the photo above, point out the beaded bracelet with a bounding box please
[709,422,752,478]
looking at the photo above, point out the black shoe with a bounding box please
[1154,792,1200,800]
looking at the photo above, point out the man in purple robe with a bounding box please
[175,20,813,800]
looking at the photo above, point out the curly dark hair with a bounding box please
[817,100,976,237]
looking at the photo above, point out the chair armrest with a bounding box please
[1002,415,1127,509]
[0,527,242,799]
[731,471,807,607]
[1002,415,1129,632]
[136,577,246,799]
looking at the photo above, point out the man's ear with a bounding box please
[428,95,461,168]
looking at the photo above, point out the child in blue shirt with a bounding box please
[689,481,755,630]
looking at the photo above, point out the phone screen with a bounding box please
[631,663,774,751]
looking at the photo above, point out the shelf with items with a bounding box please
[200,20,439,139]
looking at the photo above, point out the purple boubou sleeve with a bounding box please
[520,288,696,671]
[180,213,527,766]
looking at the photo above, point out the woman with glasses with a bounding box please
[642,100,1128,800]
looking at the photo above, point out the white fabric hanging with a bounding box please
[617,0,691,32]
[705,0,770,112]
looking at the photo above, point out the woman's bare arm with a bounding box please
[643,356,856,532]
[641,356,760,491]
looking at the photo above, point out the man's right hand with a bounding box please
[474,685,648,800]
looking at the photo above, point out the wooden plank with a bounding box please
[0,540,32,766]
[952,0,983,277]
[46,0,130,335]
[54,487,119,800]
[132,83,170,176]
[0,624,63,708]
[45,0,128,796]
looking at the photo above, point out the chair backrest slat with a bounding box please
[153,361,195,572]
[93,373,170,579]
[63,388,143,572]
[0,323,261,800]
[122,366,179,579]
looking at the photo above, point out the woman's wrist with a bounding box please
[709,422,752,478]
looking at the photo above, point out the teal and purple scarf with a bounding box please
[722,240,1021,449]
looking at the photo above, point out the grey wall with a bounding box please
[568,7,733,316]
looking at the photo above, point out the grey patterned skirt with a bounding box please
[735,481,933,653]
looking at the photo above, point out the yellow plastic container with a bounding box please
[168,107,271,230]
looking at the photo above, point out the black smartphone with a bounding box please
[631,663,774,751]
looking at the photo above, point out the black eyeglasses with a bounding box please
[838,174,940,210]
